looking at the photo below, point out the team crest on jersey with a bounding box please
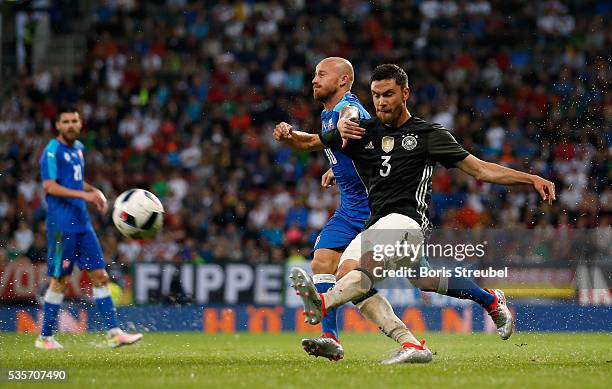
[64,152,71,161]
[381,136,394,153]
[402,135,417,151]
[328,118,334,130]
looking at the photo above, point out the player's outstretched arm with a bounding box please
[455,155,556,205]
[273,122,324,151]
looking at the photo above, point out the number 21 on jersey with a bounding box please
[73,165,82,181]
[380,155,391,177]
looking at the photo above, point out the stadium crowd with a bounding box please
[0,0,610,275]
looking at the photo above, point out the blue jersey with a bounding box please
[319,93,370,220]
[39,139,92,232]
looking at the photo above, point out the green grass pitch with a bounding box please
[1,332,611,388]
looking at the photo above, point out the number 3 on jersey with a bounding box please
[380,155,391,177]
[73,165,82,181]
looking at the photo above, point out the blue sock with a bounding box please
[444,275,495,309]
[41,289,63,337]
[313,274,339,340]
[93,286,119,330]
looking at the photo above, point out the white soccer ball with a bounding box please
[112,189,164,239]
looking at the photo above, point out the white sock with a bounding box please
[92,285,111,299]
[312,273,336,285]
[323,270,372,310]
[356,293,419,345]
[44,289,64,305]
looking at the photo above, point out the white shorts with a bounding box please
[339,213,425,270]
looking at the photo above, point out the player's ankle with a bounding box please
[108,327,122,336]
[319,293,328,317]
[484,289,498,312]
[322,332,339,343]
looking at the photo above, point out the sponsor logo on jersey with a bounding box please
[382,136,394,153]
[365,141,374,150]
[402,135,417,151]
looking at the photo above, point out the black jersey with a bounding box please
[319,116,469,233]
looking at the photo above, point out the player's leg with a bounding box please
[336,258,426,349]
[301,247,344,360]
[80,229,142,347]
[299,214,349,360]
[411,272,513,339]
[291,242,432,363]
[310,248,341,341]
[37,230,78,349]
[343,267,431,364]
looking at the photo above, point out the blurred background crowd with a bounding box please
[1,0,610,275]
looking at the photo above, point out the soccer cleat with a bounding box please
[301,336,344,361]
[107,329,143,348]
[35,336,63,350]
[381,340,432,365]
[289,268,325,325]
[487,289,514,340]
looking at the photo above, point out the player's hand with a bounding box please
[273,122,293,141]
[321,168,336,188]
[337,118,365,140]
[94,189,109,214]
[531,175,556,205]
[83,190,108,214]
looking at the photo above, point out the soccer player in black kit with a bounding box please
[290,64,556,364]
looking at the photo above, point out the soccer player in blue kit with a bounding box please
[36,107,142,349]
[274,58,422,360]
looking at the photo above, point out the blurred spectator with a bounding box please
[0,0,609,275]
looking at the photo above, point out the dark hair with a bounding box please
[55,105,79,121]
[370,64,409,87]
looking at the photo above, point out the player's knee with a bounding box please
[89,270,109,287]
[50,276,69,293]
[311,249,340,274]
[336,259,359,280]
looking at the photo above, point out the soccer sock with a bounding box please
[440,276,495,309]
[323,270,372,311]
[355,293,419,345]
[41,289,64,337]
[93,285,119,331]
[313,274,339,340]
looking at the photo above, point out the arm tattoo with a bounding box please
[339,105,360,120]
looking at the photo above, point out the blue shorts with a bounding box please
[46,228,105,278]
[313,211,366,252]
